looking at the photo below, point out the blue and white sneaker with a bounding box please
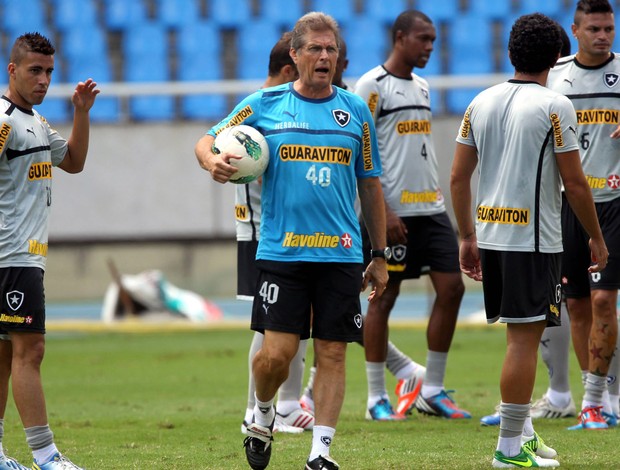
[415,390,472,419]
[603,411,618,427]
[32,453,83,470]
[0,455,29,470]
[567,406,609,430]
[365,398,405,421]
[481,410,501,426]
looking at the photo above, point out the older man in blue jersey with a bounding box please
[196,11,388,470]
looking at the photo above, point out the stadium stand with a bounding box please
[209,0,252,29]
[54,0,98,32]
[156,0,202,30]
[469,0,513,20]
[445,13,494,114]
[258,0,303,29]
[365,0,408,26]
[309,0,356,25]
[236,20,283,80]
[2,0,607,123]
[342,15,389,78]
[103,0,148,32]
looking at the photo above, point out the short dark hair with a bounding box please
[391,10,433,44]
[575,0,613,24]
[268,31,295,77]
[508,14,561,74]
[10,32,55,64]
[557,22,572,57]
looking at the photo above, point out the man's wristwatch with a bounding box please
[370,247,392,260]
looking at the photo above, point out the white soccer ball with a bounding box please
[212,125,270,184]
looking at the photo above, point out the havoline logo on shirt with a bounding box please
[282,232,351,249]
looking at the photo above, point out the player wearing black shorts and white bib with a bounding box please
[452,13,607,465]
[0,32,99,470]
[546,0,620,429]
[354,10,468,421]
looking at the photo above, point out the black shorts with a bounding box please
[480,249,561,326]
[562,194,620,297]
[237,240,259,301]
[0,267,46,335]
[362,212,460,280]
[250,260,364,342]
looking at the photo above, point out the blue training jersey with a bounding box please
[208,82,382,263]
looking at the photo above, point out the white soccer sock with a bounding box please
[546,388,572,409]
[366,361,387,407]
[253,395,275,427]
[276,399,301,416]
[33,443,59,465]
[309,425,335,461]
[421,350,446,398]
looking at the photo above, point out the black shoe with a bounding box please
[243,418,274,470]
[305,455,339,470]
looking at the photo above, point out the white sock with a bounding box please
[366,361,387,407]
[546,388,572,409]
[33,443,58,465]
[522,416,534,437]
[497,436,522,458]
[309,425,335,461]
[253,395,275,427]
[276,399,301,416]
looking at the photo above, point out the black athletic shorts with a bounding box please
[562,194,620,297]
[362,212,460,279]
[480,249,562,327]
[0,267,46,335]
[237,240,259,301]
[250,260,364,342]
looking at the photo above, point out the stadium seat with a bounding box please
[2,0,46,36]
[309,0,355,25]
[123,21,169,57]
[446,15,494,114]
[343,15,388,78]
[258,0,303,29]
[104,0,147,31]
[468,0,512,20]
[177,20,221,56]
[156,0,201,30]
[64,55,120,122]
[177,32,227,120]
[63,25,108,60]
[125,55,175,121]
[421,0,459,23]
[236,21,282,80]
[364,0,407,26]
[516,0,562,17]
[54,0,98,31]
[209,0,251,29]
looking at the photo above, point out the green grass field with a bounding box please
[3,324,616,469]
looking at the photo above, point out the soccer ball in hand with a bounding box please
[212,125,269,184]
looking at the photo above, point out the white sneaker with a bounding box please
[530,394,576,419]
[276,408,314,431]
[32,453,83,470]
[0,455,29,470]
[274,413,304,434]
